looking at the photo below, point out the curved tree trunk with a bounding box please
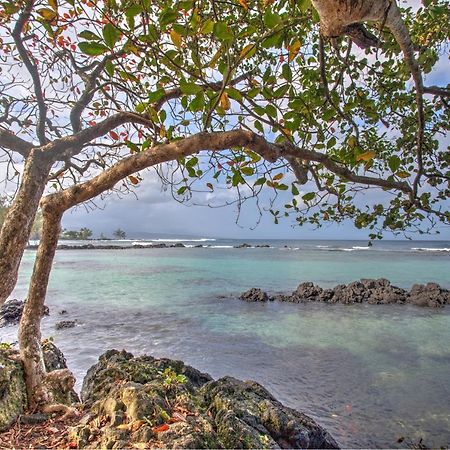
[18,205,62,409]
[0,150,52,305]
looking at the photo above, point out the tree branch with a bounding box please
[423,86,450,98]
[0,129,34,156]
[11,0,47,145]
[43,130,412,213]
[47,112,154,158]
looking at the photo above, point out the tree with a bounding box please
[113,228,126,239]
[0,0,449,411]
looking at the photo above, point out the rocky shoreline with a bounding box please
[0,347,339,449]
[240,278,450,308]
[25,242,274,250]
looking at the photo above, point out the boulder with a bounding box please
[200,376,338,449]
[294,282,324,302]
[55,320,77,330]
[42,340,68,371]
[0,346,27,431]
[240,288,269,302]
[408,283,450,307]
[0,299,49,327]
[72,350,338,449]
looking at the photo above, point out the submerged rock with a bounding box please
[72,350,338,449]
[239,279,448,308]
[240,288,270,303]
[0,299,49,327]
[55,320,77,330]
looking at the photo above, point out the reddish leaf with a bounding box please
[153,423,169,433]
[109,130,119,140]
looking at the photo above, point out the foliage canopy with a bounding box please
[0,0,449,238]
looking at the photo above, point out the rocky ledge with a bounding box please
[70,349,338,449]
[240,279,449,308]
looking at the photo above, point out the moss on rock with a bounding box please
[0,347,27,431]
[73,350,339,449]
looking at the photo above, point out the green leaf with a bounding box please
[78,30,101,41]
[302,192,316,202]
[241,167,254,176]
[78,42,109,56]
[388,155,401,172]
[213,22,233,41]
[159,8,178,27]
[103,23,121,48]
[180,79,202,95]
[263,8,281,29]
[186,156,198,168]
[201,19,214,34]
[148,88,166,103]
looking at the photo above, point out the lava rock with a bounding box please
[240,288,269,302]
[408,283,450,307]
[0,299,49,327]
[72,350,338,449]
[55,320,76,330]
[0,346,27,431]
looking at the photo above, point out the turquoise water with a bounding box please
[2,239,450,448]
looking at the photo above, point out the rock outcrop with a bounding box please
[71,350,338,449]
[240,288,269,302]
[0,299,49,327]
[55,320,77,330]
[0,346,27,431]
[240,279,449,308]
[0,341,79,431]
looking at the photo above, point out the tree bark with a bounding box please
[18,205,62,409]
[0,150,52,306]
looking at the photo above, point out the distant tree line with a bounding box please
[59,227,126,240]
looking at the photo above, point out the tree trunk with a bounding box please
[18,205,62,409]
[0,150,52,305]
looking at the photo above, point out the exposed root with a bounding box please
[42,403,80,421]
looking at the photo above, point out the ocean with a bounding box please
[2,238,450,448]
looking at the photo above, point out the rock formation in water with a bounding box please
[0,299,49,327]
[240,279,450,308]
[70,350,338,449]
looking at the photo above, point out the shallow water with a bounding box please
[2,239,450,448]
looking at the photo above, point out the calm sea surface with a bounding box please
[2,239,450,448]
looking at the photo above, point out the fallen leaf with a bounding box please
[153,423,169,433]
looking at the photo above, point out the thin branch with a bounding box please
[11,0,47,145]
